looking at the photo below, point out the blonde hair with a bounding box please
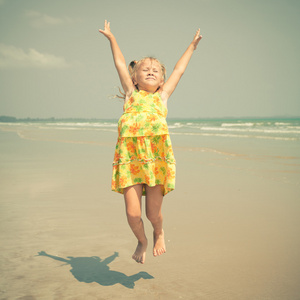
[115,57,166,99]
[130,57,166,82]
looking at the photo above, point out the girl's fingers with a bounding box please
[99,20,111,33]
[104,20,110,31]
[192,28,202,49]
[195,28,202,42]
[99,20,112,37]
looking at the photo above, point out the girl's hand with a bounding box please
[192,29,202,50]
[99,20,113,40]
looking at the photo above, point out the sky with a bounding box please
[0,0,299,119]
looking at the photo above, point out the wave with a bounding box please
[197,126,300,134]
[221,122,255,127]
[44,122,117,128]
[1,118,300,141]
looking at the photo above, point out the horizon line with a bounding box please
[1,115,300,121]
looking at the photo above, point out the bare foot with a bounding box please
[153,230,166,257]
[132,240,148,264]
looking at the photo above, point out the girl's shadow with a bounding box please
[37,251,154,289]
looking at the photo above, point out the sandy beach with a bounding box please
[1,123,300,299]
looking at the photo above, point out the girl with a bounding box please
[99,20,202,264]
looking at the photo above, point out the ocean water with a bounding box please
[2,118,299,141]
[168,118,300,141]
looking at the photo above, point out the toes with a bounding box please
[153,247,166,256]
[132,255,139,263]
[132,254,145,264]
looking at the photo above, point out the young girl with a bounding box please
[99,20,202,264]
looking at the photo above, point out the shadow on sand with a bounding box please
[37,251,154,289]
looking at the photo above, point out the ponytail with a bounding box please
[128,60,137,77]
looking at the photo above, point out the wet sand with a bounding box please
[0,125,300,299]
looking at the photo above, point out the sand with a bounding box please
[0,125,300,299]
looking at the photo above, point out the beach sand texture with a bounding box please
[1,124,300,299]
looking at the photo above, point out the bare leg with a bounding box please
[124,184,147,264]
[145,185,166,257]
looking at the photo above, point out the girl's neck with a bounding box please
[136,85,160,94]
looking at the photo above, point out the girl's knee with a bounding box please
[126,209,142,223]
[146,211,162,224]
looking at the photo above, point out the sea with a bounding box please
[1,117,299,142]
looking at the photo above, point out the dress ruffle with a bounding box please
[112,135,175,195]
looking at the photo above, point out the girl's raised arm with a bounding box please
[99,20,134,97]
[162,29,202,99]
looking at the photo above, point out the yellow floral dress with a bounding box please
[112,89,176,195]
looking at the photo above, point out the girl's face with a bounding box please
[134,59,164,93]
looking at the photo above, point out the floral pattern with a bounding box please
[118,90,169,137]
[112,90,176,196]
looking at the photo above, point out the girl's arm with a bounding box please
[99,20,134,97]
[162,29,202,99]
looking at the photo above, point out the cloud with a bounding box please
[0,44,71,69]
[25,10,77,27]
